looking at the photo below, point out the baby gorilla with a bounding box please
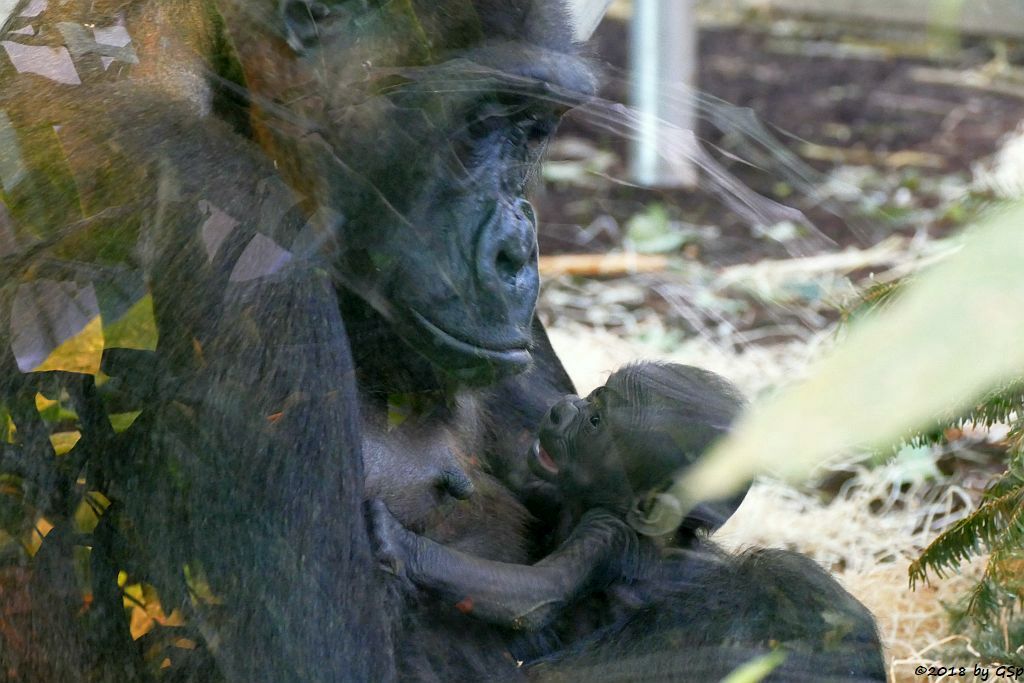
[370,363,886,681]
[529,362,747,538]
[369,362,745,631]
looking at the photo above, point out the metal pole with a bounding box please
[630,0,698,187]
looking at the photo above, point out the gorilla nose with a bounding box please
[479,199,538,287]
[547,397,579,426]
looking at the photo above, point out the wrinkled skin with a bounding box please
[0,1,883,681]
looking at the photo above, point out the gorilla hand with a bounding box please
[367,499,416,590]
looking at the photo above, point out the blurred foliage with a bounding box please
[625,204,686,254]
[837,279,905,325]
[720,650,787,683]
[669,200,1024,511]
[765,201,1024,655]
[0,354,216,677]
[649,200,1024,647]
[842,258,1024,646]
[907,403,1024,663]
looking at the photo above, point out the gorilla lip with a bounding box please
[530,440,559,475]
[411,310,531,364]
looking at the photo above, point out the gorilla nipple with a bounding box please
[438,468,475,500]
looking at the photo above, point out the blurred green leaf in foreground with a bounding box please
[656,199,1024,520]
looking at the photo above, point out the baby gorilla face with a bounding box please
[530,388,633,509]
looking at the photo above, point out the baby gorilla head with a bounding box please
[530,362,746,519]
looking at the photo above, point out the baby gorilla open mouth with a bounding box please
[529,439,559,477]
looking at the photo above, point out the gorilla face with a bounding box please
[533,387,634,511]
[219,1,597,380]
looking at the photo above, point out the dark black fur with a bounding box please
[369,363,886,681]
[0,1,882,681]
[533,362,749,538]
[531,545,886,682]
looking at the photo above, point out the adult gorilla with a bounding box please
[0,1,882,681]
[0,1,587,680]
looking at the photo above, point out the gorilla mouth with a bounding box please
[530,440,559,476]
[411,311,531,365]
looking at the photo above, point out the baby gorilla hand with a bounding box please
[367,499,415,589]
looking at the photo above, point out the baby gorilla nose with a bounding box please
[546,396,579,426]
[437,468,475,500]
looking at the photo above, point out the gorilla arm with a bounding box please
[370,501,639,632]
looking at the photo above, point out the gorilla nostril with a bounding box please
[548,399,577,426]
[495,247,522,281]
[479,199,538,287]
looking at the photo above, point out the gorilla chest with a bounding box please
[361,403,532,564]
[362,412,474,527]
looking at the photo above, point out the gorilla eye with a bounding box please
[465,105,508,141]
[518,111,558,153]
[282,0,360,52]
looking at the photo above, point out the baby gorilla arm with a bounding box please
[369,501,640,631]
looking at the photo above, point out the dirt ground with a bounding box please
[538,7,1024,681]
[540,10,1024,260]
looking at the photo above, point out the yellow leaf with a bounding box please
[130,605,155,640]
[25,517,54,557]
[49,431,81,456]
[123,582,144,605]
[35,392,78,422]
[108,411,142,433]
[34,393,56,414]
[103,294,159,351]
[72,493,107,533]
[33,315,103,375]
[2,413,14,443]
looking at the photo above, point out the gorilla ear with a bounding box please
[280,0,331,52]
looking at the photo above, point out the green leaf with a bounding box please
[625,204,686,254]
[662,201,1024,509]
[721,650,787,683]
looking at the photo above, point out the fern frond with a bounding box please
[909,486,1024,587]
[839,280,905,324]
[956,384,1024,429]
[966,504,1024,618]
[982,466,1024,502]
[964,573,1005,621]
